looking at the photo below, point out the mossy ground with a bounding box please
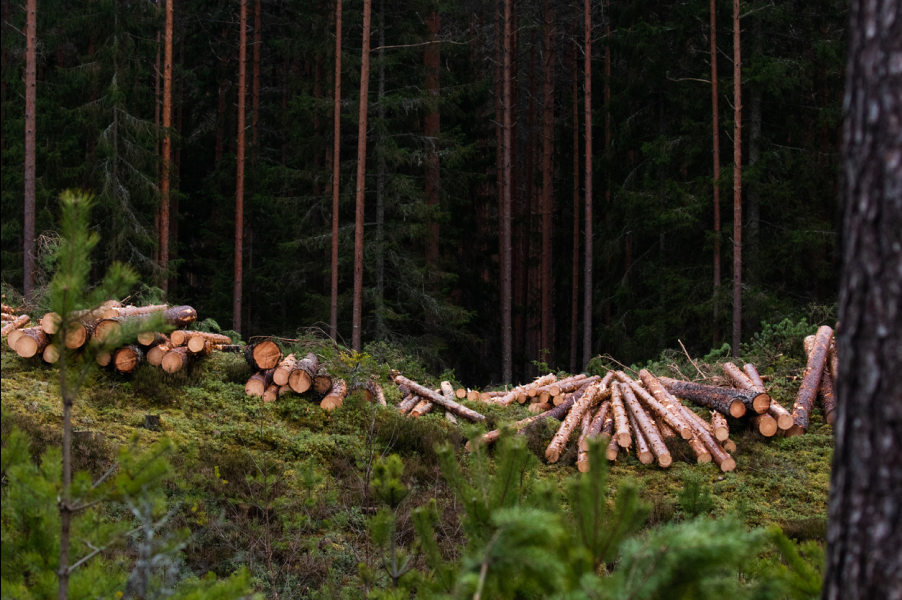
[1,334,833,594]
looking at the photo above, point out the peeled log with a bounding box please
[313,367,333,395]
[494,373,556,406]
[622,384,671,467]
[43,343,60,364]
[113,345,144,373]
[161,305,197,328]
[162,347,192,373]
[658,377,755,417]
[93,318,123,343]
[104,303,166,319]
[624,379,693,440]
[137,331,167,347]
[246,369,275,396]
[263,383,280,403]
[147,339,172,366]
[96,351,112,366]
[289,353,320,393]
[392,374,486,422]
[711,411,729,441]
[186,332,233,353]
[244,340,282,371]
[678,404,736,472]
[466,390,480,402]
[16,327,50,358]
[580,400,612,451]
[545,384,603,463]
[655,417,676,439]
[2,314,31,338]
[791,325,833,434]
[409,399,434,418]
[321,379,348,411]
[804,334,838,425]
[576,410,595,472]
[611,384,632,448]
[273,354,298,386]
[531,374,588,397]
[606,435,620,461]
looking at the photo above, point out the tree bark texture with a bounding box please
[804,334,838,425]
[731,0,741,356]
[541,0,555,357]
[581,0,593,369]
[233,0,247,333]
[252,0,261,150]
[824,1,901,590]
[500,0,513,383]
[658,376,765,417]
[392,374,486,422]
[351,0,372,352]
[624,377,693,439]
[611,383,631,448]
[330,0,342,341]
[790,325,833,434]
[622,383,671,467]
[23,0,36,300]
[710,0,721,345]
[545,383,601,462]
[570,37,580,374]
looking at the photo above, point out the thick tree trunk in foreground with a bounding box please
[351,0,372,352]
[581,0,593,369]
[23,0,36,300]
[824,1,901,593]
[731,0,741,356]
[233,0,247,333]
[330,0,342,341]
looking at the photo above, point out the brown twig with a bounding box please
[598,354,640,376]
[678,339,706,379]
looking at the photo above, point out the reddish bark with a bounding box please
[252,0,261,151]
[160,0,173,295]
[233,0,247,333]
[541,0,555,360]
[711,0,721,345]
[23,0,36,299]
[570,38,579,373]
[731,0,742,356]
[581,0,593,368]
[330,0,342,341]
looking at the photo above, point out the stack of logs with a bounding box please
[244,344,387,412]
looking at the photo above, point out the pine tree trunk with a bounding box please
[375,0,386,340]
[731,0,742,356]
[570,39,579,373]
[424,10,440,270]
[330,0,342,341]
[603,6,611,327]
[233,0,247,334]
[581,0,593,369]
[252,0,261,151]
[710,0,721,346]
[825,2,902,592]
[351,0,373,352]
[541,0,555,359]
[500,0,513,383]
[746,17,761,331]
[160,0,173,295]
[22,0,36,300]
[788,325,833,435]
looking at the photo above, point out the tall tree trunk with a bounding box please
[581,0,593,368]
[154,25,161,266]
[234,0,247,333]
[330,0,342,341]
[170,32,184,296]
[424,10,440,270]
[375,0,386,340]
[252,0,261,152]
[824,1,902,597]
[520,39,534,379]
[351,0,372,352]
[603,7,611,327]
[160,0,173,295]
[501,0,513,382]
[570,38,579,374]
[710,0,721,346]
[746,16,762,332]
[541,0,555,360]
[23,0,36,300]
[731,0,741,356]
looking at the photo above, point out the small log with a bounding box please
[722,438,738,453]
[144,415,161,431]
[162,347,192,373]
[273,353,298,386]
[545,383,604,463]
[188,340,213,357]
[96,351,112,366]
[244,340,282,371]
[137,331,167,347]
[741,363,794,429]
[93,318,123,343]
[1,314,31,338]
[478,390,507,401]
[530,374,588,397]
[622,384,671,467]
[105,303,167,319]
[1,303,21,314]
[246,369,275,396]
[441,381,456,402]
[466,389,480,402]
[743,363,767,389]
[804,334,838,425]
[16,327,50,358]
[446,412,458,424]
[576,410,595,472]
[623,378,693,440]
[626,402,654,465]
[313,367,333,395]
[40,312,63,334]
[606,434,620,461]
[751,413,779,437]
[263,383,280,403]
[723,362,774,408]
[494,373,556,406]
[113,345,144,374]
[43,343,60,364]
[409,399,434,418]
[392,374,486,422]
[368,380,387,406]
[579,400,612,451]
[278,385,293,398]
[611,383,632,448]
[790,326,833,435]
[711,411,730,442]
[686,429,713,464]
[321,379,348,411]
[146,339,172,366]
[657,377,756,417]
[289,353,320,393]
[455,387,467,398]
[828,338,839,384]
[398,394,421,414]
[677,403,736,472]
[185,331,233,353]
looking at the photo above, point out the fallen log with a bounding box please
[552,375,603,405]
[606,434,620,461]
[289,353,319,393]
[392,374,486,422]
[321,379,348,411]
[655,417,676,439]
[246,369,275,396]
[313,367,333,395]
[214,344,243,352]
[273,354,298,386]
[113,345,144,374]
[103,303,167,319]
[611,383,632,448]
[741,363,794,430]
[828,338,839,384]
[751,413,779,437]
[455,387,467,398]
[478,390,507,401]
[244,340,282,371]
[162,347,192,373]
[804,334,838,425]
[625,403,653,464]
[529,401,553,413]
[622,384,671,467]
[278,385,293,399]
[624,377,693,440]
[184,331,233,353]
[494,373,556,406]
[657,377,755,417]
[545,383,604,463]
[678,405,736,472]
[1,303,22,314]
[43,343,60,364]
[39,312,62,334]
[788,325,833,436]
[137,331,168,347]
[722,438,737,453]
[188,340,213,357]
[1,314,30,338]
[146,339,172,366]
[16,327,50,358]
[711,411,730,442]
[398,394,421,414]
[723,362,774,407]
[466,390,480,402]
[409,399,434,418]
[263,383,280,403]
[93,318,123,343]
[530,374,588,397]
[579,400,612,452]
[576,410,596,472]
[371,381,387,406]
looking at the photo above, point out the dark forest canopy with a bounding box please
[0,0,845,383]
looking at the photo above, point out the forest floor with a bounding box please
[0,329,834,593]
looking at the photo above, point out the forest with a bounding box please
[0,0,846,381]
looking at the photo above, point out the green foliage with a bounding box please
[677,472,716,518]
[763,525,824,600]
[742,318,819,361]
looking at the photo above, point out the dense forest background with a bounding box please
[0,0,845,383]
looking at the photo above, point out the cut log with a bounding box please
[113,345,144,374]
[804,334,838,425]
[441,381,455,401]
[446,412,458,424]
[655,417,676,439]
[456,387,467,398]
[579,400,612,451]
[611,383,632,448]
[96,351,112,366]
[162,347,192,373]
[1,314,31,338]
[289,353,319,393]
[214,344,243,352]
[723,362,774,408]
[16,327,50,358]
[494,373,557,406]
[147,339,172,366]
[188,340,213,357]
[791,326,833,435]
[161,305,197,328]
[137,331,167,347]
[828,338,839,384]
[321,379,348,411]
[711,411,729,442]
[409,399,434,418]
[370,381,387,406]
[466,389,480,402]
[64,320,94,350]
[606,434,620,461]
[244,339,282,371]
[576,409,595,472]
[398,394,421,414]
[622,384,671,467]
[263,383,280,403]
[751,413,778,437]
[392,374,486,422]
[676,402,736,472]
[185,331,233,353]
[273,353,298,386]
[93,318,123,343]
[626,403,654,465]
[743,363,767,389]
[624,378,693,440]
[545,383,603,463]
[278,385,293,398]
[104,303,166,319]
[686,430,713,464]
[658,377,755,417]
[1,303,21,314]
[43,343,60,364]
[530,373,588,397]
[245,369,275,396]
[40,312,62,334]
[313,367,333,394]
[478,390,507,401]
[722,438,737,453]
[741,363,794,429]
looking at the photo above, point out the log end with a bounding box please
[272,369,290,386]
[785,425,806,438]
[757,416,778,437]
[729,401,747,418]
[517,392,528,404]
[720,457,737,472]
[41,313,61,334]
[253,340,282,370]
[545,448,561,463]
[187,337,207,353]
[777,413,794,430]
[696,452,712,464]
[96,352,112,366]
[114,348,140,373]
[713,427,729,442]
[16,336,39,358]
[137,331,157,345]
[467,391,480,402]
[43,344,60,364]
[679,426,693,440]
[657,454,673,468]
[289,370,313,394]
[617,433,631,448]
[825,410,836,425]
[577,458,591,472]
[722,439,737,453]
[638,451,654,465]
[753,394,771,414]
[162,352,185,374]
[606,448,619,461]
